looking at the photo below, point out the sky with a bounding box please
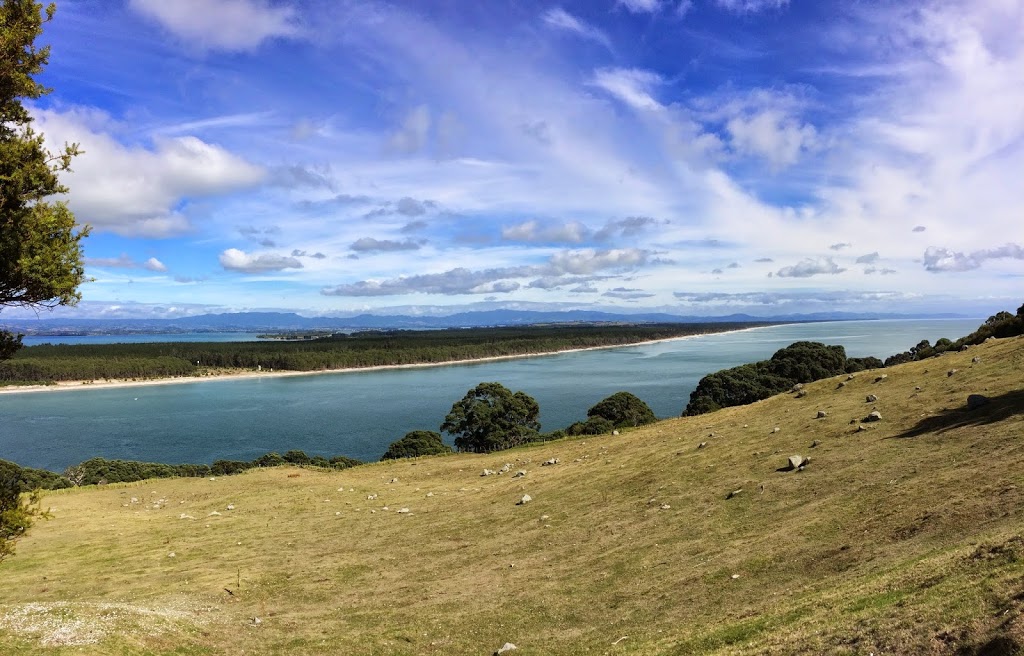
[11,0,1024,319]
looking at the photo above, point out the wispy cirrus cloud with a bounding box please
[129,0,301,52]
[541,8,611,50]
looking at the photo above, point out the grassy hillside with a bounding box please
[1,336,1022,655]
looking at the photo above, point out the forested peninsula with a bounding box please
[0,322,769,387]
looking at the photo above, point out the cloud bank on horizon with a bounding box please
[12,0,1024,319]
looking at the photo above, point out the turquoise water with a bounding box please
[0,319,982,471]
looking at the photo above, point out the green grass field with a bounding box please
[2,335,1023,655]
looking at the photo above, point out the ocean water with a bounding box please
[0,319,982,471]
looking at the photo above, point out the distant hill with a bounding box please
[1,309,969,335]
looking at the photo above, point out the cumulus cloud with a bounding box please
[350,238,424,253]
[36,108,263,237]
[84,254,167,272]
[726,109,816,168]
[401,220,428,233]
[923,244,1024,272]
[594,216,661,241]
[549,248,652,274]
[727,262,741,269]
[855,252,880,264]
[754,257,774,263]
[912,226,927,233]
[541,8,611,49]
[219,248,303,273]
[290,250,327,259]
[776,257,846,278]
[501,216,660,244]
[864,267,897,275]
[569,282,600,294]
[673,290,905,305]
[129,0,300,52]
[829,243,851,251]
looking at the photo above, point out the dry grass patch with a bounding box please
[1,336,1022,654]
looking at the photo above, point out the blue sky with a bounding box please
[13,0,1024,319]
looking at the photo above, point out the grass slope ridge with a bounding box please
[1,336,1022,655]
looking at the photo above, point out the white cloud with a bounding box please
[219,248,304,273]
[541,8,612,49]
[129,0,300,52]
[35,108,264,238]
[726,109,817,168]
[389,106,432,154]
[144,258,168,272]
[923,244,1024,272]
[502,220,590,243]
[855,252,880,264]
[84,254,167,272]
[714,0,790,13]
[350,238,424,253]
[617,0,663,14]
[776,257,845,278]
[592,68,665,112]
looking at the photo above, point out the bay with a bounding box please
[0,319,982,471]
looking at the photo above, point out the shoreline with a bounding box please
[0,325,775,395]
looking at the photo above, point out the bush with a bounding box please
[0,459,71,491]
[441,382,541,453]
[282,450,311,465]
[328,455,362,469]
[63,458,210,485]
[252,452,286,468]
[586,391,656,428]
[381,430,452,460]
[684,342,849,416]
[565,416,615,436]
[211,460,252,476]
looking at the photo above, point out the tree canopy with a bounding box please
[381,430,452,460]
[441,382,541,453]
[586,391,657,428]
[1,0,89,360]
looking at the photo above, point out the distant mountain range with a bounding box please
[0,309,971,335]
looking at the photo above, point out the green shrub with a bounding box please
[586,391,656,428]
[282,450,311,465]
[328,455,362,469]
[566,416,615,436]
[211,460,252,476]
[441,382,541,453]
[252,452,286,467]
[381,430,453,460]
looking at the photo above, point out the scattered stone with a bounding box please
[208,511,221,517]
[795,390,807,398]
[731,574,740,580]
[517,495,532,505]
[251,617,262,626]
[864,411,882,422]
[726,488,743,500]
[857,424,869,432]
[967,394,990,411]
[837,381,847,388]
[367,494,378,500]
[915,386,922,391]
[785,455,807,471]
[816,410,827,419]
[541,458,559,466]
[130,497,138,504]
[495,643,517,655]
[791,383,804,392]
[875,374,888,382]
[698,441,707,449]
[540,514,550,521]
[179,514,194,520]
[226,504,235,510]
[612,430,620,435]
[772,427,780,434]
[481,469,495,477]
[513,470,526,478]
[972,356,981,364]
[426,492,434,497]
[847,374,856,381]
[866,394,877,403]
[389,478,399,484]
[660,504,671,510]
[947,369,958,377]
[498,463,512,474]
[167,552,176,558]
[396,508,410,514]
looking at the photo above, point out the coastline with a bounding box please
[0,324,774,395]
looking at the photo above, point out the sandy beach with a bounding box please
[0,325,773,395]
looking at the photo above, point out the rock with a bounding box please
[847,374,856,380]
[914,386,922,391]
[513,470,526,478]
[208,511,221,517]
[426,492,434,497]
[167,552,176,558]
[226,504,235,510]
[251,617,262,625]
[857,424,869,432]
[389,478,399,484]
[967,394,990,410]
[179,513,194,520]
[499,463,512,474]
[481,469,494,477]
[772,427,780,434]
[697,441,707,449]
[660,504,671,510]
[837,381,847,388]
[875,374,887,382]
[367,494,378,500]
[864,411,882,422]
[866,394,877,403]
[541,458,559,466]
[396,508,410,514]
[612,430,619,436]
[495,643,517,655]
[791,383,804,392]
[972,356,981,364]
[810,440,819,448]
[726,488,743,499]
[517,495,532,505]
[785,455,806,471]
[816,410,827,418]
[947,369,958,377]
[731,574,740,579]
[795,390,807,398]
